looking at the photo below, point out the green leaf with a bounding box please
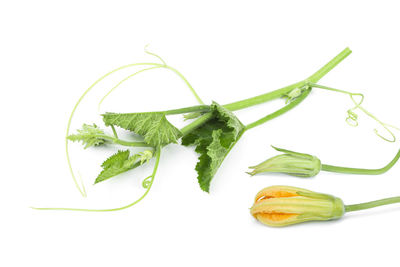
[67,124,108,149]
[102,112,182,147]
[181,102,244,192]
[95,149,153,184]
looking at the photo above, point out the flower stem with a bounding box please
[321,149,400,175]
[345,196,400,212]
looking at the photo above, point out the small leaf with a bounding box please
[101,150,130,169]
[67,124,107,149]
[102,112,182,147]
[95,149,151,184]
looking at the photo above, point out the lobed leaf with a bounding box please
[102,112,182,147]
[181,102,244,192]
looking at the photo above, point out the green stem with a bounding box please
[113,139,151,147]
[180,113,214,136]
[345,196,400,212]
[110,125,118,138]
[307,48,352,82]
[180,48,352,136]
[31,148,161,212]
[223,47,352,111]
[222,81,305,111]
[116,105,209,116]
[163,105,210,115]
[245,89,311,130]
[98,135,152,147]
[321,149,400,175]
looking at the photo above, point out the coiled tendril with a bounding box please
[142,175,153,189]
[286,82,398,142]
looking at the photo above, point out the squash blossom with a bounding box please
[248,146,400,177]
[247,146,321,177]
[250,186,344,227]
[251,185,400,227]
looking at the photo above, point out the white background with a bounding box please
[1,0,400,266]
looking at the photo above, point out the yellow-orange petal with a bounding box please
[250,196,311,216]
[254,185,309,202]
[255,212,299,226]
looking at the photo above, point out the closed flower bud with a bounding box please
[247,146,321,177]
[250,185,345,227]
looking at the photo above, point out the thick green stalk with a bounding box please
[181,47,352,135]
[223,47,352,112]
[222,81,304,111]
[307,48,352,83]
[345,197,400,212]
[180,113,214,136]
[245,89,311,130]
[321,149,400,175]
[162,105,210,115]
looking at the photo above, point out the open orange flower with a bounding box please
[250,186,345,227]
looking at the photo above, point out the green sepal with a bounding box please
[271,146,315,160]
[296,190,335,201]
